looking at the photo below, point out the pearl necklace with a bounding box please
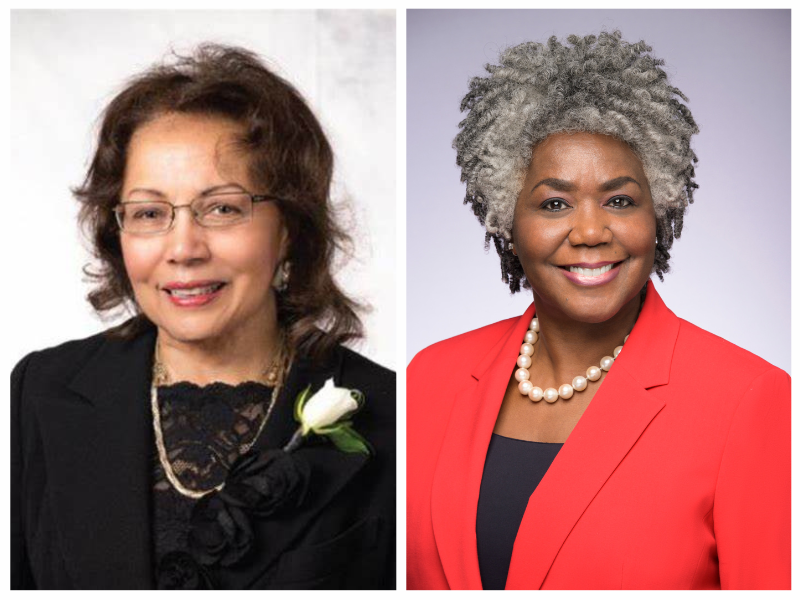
[515,317,627,403]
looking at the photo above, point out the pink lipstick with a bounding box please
[161,280,227,308]
[559,261,623,286]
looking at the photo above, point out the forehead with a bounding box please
[529,132,645,179]
[124,113,250,191]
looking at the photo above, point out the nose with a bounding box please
[164,205,211,265]
[567,201,612,247]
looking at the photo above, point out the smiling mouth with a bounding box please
[561,263,622,277]
[164,282,227,298]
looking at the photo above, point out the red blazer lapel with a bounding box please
[429,281,679,590]
[505,369,665,589]
[506,281,679,589]
[430,304,536,590]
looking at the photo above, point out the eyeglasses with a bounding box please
[113,192,282,235]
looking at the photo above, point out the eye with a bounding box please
[132,207,168,220]
[210,203,243,216]
[606,195,634,208]
[541,198,571,212]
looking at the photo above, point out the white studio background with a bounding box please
[9,9,396,371]
[407,9,791,374]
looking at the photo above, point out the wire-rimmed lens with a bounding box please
[114,192,255,234]
[193,193,253,227]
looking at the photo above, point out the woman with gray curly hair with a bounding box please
[407,31,789,590]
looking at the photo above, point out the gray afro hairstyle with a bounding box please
[454,31,699,292]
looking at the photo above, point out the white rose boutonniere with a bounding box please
[283,378,371,455]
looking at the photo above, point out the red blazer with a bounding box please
[407,281,790,590]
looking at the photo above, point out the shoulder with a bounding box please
[10,326,152,448]
[12,329,112,391]
[336,345,395,432]
[674,317,785,379]
[406,315,521,428]
[338,345,395,394]
[665,317,789,421]
[11,322,155,401]
[408,315,519,379]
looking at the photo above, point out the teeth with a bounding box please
[169,284,222,297]
[568,264,615,277]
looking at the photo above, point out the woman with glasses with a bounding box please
[11,44,395,590]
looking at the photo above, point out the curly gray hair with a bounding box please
[454,31,699,292]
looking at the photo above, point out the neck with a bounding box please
[156,305,282,386]
[529,288,643,386]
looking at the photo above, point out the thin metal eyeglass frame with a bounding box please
[113,193,283,235]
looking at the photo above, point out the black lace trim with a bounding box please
[152,380,276,582]
[156,381,275,491]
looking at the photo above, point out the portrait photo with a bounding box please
[407,9,789,372]
[10,9,396,589]
[406,9,790,590]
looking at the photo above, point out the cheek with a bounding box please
[513,213,565,260]
[121,238,162,285]
[220,230,281,285]
[618,214,657,257]
[532,225,567,254]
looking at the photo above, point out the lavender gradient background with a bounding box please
[407,9,790,374]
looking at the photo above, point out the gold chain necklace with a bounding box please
[151,338,291,499]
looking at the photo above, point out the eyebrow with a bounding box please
[598,176,642,192]
[530,176,642,194]
[126,183,247,199]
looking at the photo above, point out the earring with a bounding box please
[509,242,517,256]
[272,260,291,292]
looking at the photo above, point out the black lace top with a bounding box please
[152,381,277,570]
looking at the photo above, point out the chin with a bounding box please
[531,280,638,324]
[159,324,220,345]
[564,286,645,324]
[567,304,625,324]
[546,295,612,322]
[149,312,229,345]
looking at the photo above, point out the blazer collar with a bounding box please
[613,281,680,389]
[431,280,679,589]
[469,280,679,388]
[55,328,367,589]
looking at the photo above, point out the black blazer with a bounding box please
[11,325,395,589]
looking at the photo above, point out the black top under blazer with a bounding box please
[11,324,396,589]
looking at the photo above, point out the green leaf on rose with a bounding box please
[323,424,372,456]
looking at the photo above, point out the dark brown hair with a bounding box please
[74,43,363,357]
